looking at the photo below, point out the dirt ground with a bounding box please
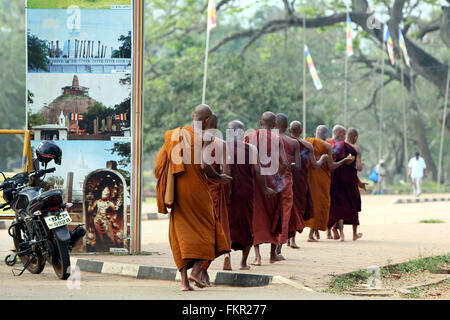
[1,193,449,295]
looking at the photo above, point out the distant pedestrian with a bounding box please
[374,160,386,195]
[408,152,427,197]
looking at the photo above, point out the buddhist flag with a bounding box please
[207,0,216,31]
[384,25,395,65]
[69,113,84,121]
[115,113,127,121]
[398,30,410,67]
[346,13,354,57]
[305,45,323,91]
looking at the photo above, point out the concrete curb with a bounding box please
[71,257,274,287]
[392,197,450,204]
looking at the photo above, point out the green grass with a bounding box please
[326,270,371,293]
[28,0,131,9]
[326,254,450,294]
[419,219,445,224]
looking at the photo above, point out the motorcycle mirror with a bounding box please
[65,203,73,208]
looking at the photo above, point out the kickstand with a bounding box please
[12,256,33,277]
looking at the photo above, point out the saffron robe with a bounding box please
[304,137,331,231]
[155,126,229,270]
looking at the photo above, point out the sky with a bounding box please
[27,9,131,51]
[27,73,130,113]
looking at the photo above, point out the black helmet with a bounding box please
[36,141,62,165]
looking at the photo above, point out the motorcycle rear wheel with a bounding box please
[12,224,46,274]
[51,238,71,280]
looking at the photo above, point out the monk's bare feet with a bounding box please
[353,233,363,241]
[181,285,194,291]
[270,255,284,264]
[290,242,300,249]
[240,265,251,270]
[307,237,318,242]
[200,270,211,287]
[189,274,206,288]
[314,230,320,240]
[340,234,345,242]
[327,230,333,240]
[250,258,261,266]
[332,228,340,240]
[223,255,232,271]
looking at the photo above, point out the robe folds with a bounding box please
[155,126,229,270]
[328,141,361,227]
[226,140,255,250]
[207,162,231,250]
[275,135,294,245]
[304,138,331,231]
[245,130,283,246]
[288,138,315,237]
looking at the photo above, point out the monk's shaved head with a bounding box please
[275,113,288,132]
[260,111,276,129]
[289,121,303,137]
[227,120,245,131]
[316,125,328,140]
[193,104,213,122]
[332,125,346,140]
[347,127,359,141]
[207,114,218,129]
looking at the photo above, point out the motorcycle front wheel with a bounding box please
[50,237,71,280]
[12,224,46,274]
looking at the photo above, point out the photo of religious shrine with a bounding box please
[29,74,131,141]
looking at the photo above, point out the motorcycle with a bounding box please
[1,168,86,280]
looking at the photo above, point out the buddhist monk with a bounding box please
[154,104,231,291]
[326,125,348,240]
[287,121,327,248]
[205,114,232,271]
[273,114,301,258]
[343,128,367,240]
[225,120,276,270]
[245,111,289,265]
[305,125,352,242]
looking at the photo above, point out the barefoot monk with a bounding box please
[155,104,231,291]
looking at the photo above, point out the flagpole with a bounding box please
[202,28,211,105]
[302,0,306,139]
[378,32,386,163]
[344,43,348,127]
[437,63,450,192]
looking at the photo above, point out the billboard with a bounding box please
[26,0,143,253]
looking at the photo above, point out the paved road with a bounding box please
[0,262,358,300]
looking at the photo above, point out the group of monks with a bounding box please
[155,104,367,291]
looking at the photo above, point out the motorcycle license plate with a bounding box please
[44,211,72,229]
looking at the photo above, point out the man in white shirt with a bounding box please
[408,152,427,197]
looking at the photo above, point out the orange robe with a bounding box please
[207,163,231,250]
[155,126,229,270]
[305,137,331,231]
